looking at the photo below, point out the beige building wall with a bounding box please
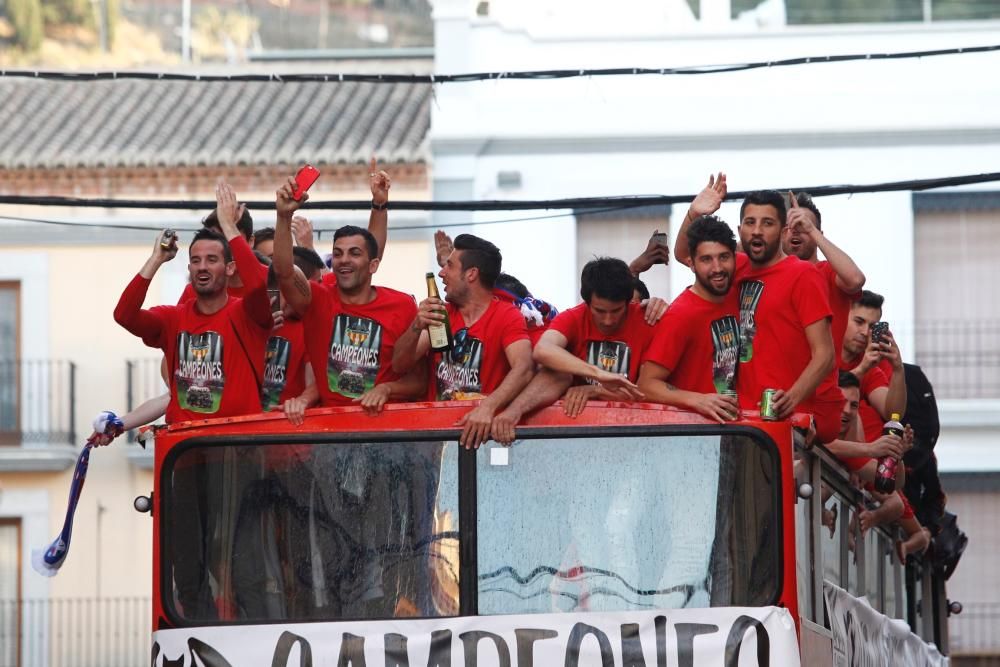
[2,232,430,602]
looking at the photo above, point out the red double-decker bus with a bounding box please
[140,401,951,666]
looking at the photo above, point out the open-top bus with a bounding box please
[140,400,951,666]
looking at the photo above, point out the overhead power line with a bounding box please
[0,172,998,215]
[0,44,997,84]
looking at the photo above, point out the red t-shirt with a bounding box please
[303,283,418,407]
[549,302,656,383]
[735,256,841,411]
[177,261,270,304]
[260,318,308,411]
[817,260,860,354]
[114,237,272,424]
[644,287,741,394]
[840,354,894,442]
[434,299,529,399]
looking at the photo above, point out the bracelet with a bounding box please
[372,199,388,211]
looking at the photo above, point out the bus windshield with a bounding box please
[161,429,780,625]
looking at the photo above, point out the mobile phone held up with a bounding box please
[871,321,890,345]
[292,165,320,201]
[651,232,669,247]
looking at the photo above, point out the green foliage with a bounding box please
[8,0,44,51]
[39,0,93,28]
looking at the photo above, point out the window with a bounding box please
[0,282,20,444]
[913,197,1000,398]
[0,519,21,667]
[476,432,781,614]
[163,440,459,624]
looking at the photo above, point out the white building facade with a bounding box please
[430,1,1000,657]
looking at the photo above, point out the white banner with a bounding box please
[824,582,947,667]
[152,606,799,667]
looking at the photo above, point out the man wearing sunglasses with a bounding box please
[392,234,534,449]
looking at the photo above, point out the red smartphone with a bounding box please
[292,164,320,201]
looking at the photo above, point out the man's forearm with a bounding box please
[533,344,600,381]
[114,274,164,340]
[231,236,272,328]
[391,324,425,374]
[274,213,311,316]
[503,369,573,418]
[790,351,835,407]
[825,438,872,460]
[384,360,429,401]
[479,362,534,415]
[885,369,907,420]
[368,207,388,261]
[813,232,865,293]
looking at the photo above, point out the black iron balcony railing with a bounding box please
[915,320,1000,400]
[0,359,76,446]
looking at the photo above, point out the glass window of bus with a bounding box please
[475,430,781,614]
[161,439,460,624]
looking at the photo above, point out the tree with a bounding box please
[8,0,45,51]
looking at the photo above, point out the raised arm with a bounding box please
[216,182,272,329]
[865,331,908,421]
[114,230,176,341]
[273,177,314,318]
[787,192,865,293]
[673,173,727,266]
[771,318,836,419]
[368,157,390,261]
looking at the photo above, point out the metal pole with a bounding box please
[69,362,77,445]
[181,0,192,63]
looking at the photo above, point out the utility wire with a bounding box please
[1,171,998,213]
[0,44,997,84]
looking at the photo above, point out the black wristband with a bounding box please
[372,199,388,211]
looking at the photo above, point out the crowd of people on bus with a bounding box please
[102,164,941,571]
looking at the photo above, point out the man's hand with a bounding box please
[786,191,818,237]
[370,157,390,206]
[215,181,246,238]
[690,172,727,217]
[902,424,915,454]
[854,336,884,377]
[86,431,116,447]
[689,392,740,423]
[769,387,803,420]
[858,508,876,535]
[563,384,597,418]
[290,215,315,249]
[413,297,446,331]
[592,370,644,401]
[151,230,179,264]
[277,177,306,219]
[281,396,309,426]
[629,231,672,275]
[880,330,904,372]
[456,402,494,449]
[641,296,669,324]
[870,434,904,459]
[355,384,392,416]
[434,230,454,268]
[491,408,520,446]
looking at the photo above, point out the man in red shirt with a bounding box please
[782,192,866,352]
[393,234,534,449]
[672,182,841,441]
[638,215,741,422]
[491,258,657,443]
[825,370,905,477]
[840,290,907,442]
[114,182,272,423]
[272,178,426,415]
[176,205,268,304]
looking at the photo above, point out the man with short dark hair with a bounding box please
[638,215,741,422]
[114,183,272,422]
[491,257,663,444]
[273,175,425,415]
[674,177,841,442]
[840,290,907,442]
[393,233,534,448]
[825,370,905,477]
[254,226,276,259]
[781,192,866,351]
